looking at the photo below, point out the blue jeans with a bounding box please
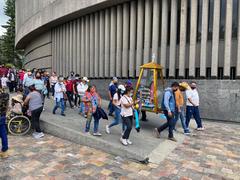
[53,98,65,114]
[185,106,203,128]
[78,95,85,114]
[109,106,125,132]
[85,113,99,133]
[0,116,8,152]
[175,106,189,133]
[108,100,115,115]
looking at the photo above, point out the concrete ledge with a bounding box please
[39,99,186,164]
[40,118,144,161]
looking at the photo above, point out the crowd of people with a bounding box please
[0,64,204,158]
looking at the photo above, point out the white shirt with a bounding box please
[54,82,66,100]
[186,89,199,106]
[113,93,121,107]
[77,82,88,96]
[120,95,133,117]
[1,77,8,87]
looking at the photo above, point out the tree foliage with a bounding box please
[0,0,23,68]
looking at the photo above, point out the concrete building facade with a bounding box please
[16,0,240,122]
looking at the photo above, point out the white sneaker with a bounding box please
[120,137,128,146]
[106,125,110,134]
[32,132,38,136]
[38,132,45,138]
[93,132,102,136]
[85,132,91,135]
[33,132,44,139]
[127,139,132,145]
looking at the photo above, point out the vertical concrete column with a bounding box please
[57,28,61,74]
[129,0,137,77]
[72,20,77,74]
[169,0,178,78]
[116,5,123,77]
[99,10,105,78]
[152,0,160,63]
[188,0,198,78]
[178,0,188,78]
[80,17,85,76]
[143,0,152,64]
[104,9,110,77]
[65,23,69,76]
[200,0,209,77]
[90,14,95,77]
[56,28,60,74]
[223,0,233,78]
[62,24,66,76]
[52,29,56,72]
[237,1,240,77]
[122,3,130,77]
[94,12,99,77]
[160,0,169,76]
[136,0,144,76]
[211,0,221,78]
[110,7,117,77]
[69,21,73,74]
[59,26,63,75]
[76,19,81,74]
[64,24,69,76]
[85,15,90,77]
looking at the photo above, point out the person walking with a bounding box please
[52,76,66,116]
[120,86,134,146]
[23,71,34,98]
[185,82,204,131]
[1,75,9,92]
[106,84,126,134]
[43,71,51,99]
[50,72,58,97]
[72,74,81,107]
[23,84,44,139]
[77,77,89,116]
[108,77,118,116]
[154,82,179,142]
[0,88,9,158]
[83,85,102,136]
[65,77,74,108]
[174,82,190,135]
[18,69,25,86]
[7,69,17,93]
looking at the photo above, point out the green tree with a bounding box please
[0,0,23,68]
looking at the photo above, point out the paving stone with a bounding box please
[0,121,239,179]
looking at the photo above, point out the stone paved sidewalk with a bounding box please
[0,121,240,180]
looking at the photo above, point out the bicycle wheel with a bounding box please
[8,115,31,136]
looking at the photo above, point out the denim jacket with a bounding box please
[161,88,176,112]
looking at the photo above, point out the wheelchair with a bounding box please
[6,112,31,136]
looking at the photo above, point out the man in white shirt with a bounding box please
[77,77,89,115]
[185,82,204,131]
[52,76,66,116]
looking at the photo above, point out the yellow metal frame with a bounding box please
[133,62,165,113]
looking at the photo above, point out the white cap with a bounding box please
[82,77,89,82]
[118,84,126,91]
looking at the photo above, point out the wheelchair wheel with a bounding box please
[8,115,31,136]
